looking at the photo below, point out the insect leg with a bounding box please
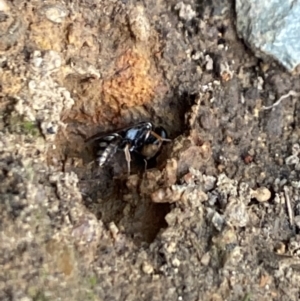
[124,143,131,175]
[143,158,148,171]
[150,131,172,143]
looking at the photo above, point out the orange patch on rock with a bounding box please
[103,49,155,110]
[67,48,158,125]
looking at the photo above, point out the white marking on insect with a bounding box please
[105,135,116,141]
[98,145,114,166]
[97,134,122,166]
[99,142,108,147]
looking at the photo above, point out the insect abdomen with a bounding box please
[96,135,122,166]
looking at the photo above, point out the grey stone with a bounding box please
[236,0,300,71]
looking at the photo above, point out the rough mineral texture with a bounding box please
[2,0,300,300]
[236,0,300,71]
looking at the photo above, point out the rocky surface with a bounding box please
[236,0,300,71]
[1,0,300,300]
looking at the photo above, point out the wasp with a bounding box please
[86,122,171,174]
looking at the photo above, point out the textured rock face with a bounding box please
[236,0,300,71]
[3,0,300,300]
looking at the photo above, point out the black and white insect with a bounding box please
[86,122,170,174]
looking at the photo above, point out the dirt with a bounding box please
[1,0,300,300]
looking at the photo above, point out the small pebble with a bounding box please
[200,252,210,266]
[223,246,243,266]
[225,197,249,227]
[211,211,225,231]
[0,0,9,11]
[252,187,271,202]
[43,5,68,23]
[205,55,214,71]
[274,241,286,254]
[142,261,154,274]
[171,257,180,267]
[108,222,119,240]
[166,241,177,253]
[128,4,150,42]
[175,2,196,21]
[285,155,299,165]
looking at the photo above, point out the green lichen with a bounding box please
[88,275,97,288]
[22,120,40,136]
[6,114,40,136]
